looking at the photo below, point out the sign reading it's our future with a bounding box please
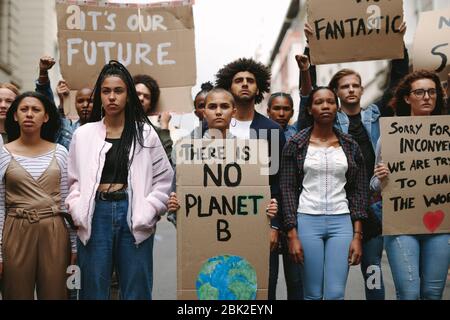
[307,0,404,65]
[380,116,450,236]
[175,139,271,300]
[56,2,196,90]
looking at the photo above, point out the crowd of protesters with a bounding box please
[0,20,449,301]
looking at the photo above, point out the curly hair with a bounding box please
[6,91,61,142]
[389,70,444,116]
[133,74,160,113]
[215,58,271,104]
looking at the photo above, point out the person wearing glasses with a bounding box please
[371,70,449,300]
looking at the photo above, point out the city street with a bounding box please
[153,217,450,300]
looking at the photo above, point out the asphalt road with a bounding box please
[153,218,450,300]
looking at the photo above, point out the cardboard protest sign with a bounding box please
[307,0,404,65]
[380,116,450,235]
[413,8,450,81]
[175,139,271,300]
[56,2,196,113]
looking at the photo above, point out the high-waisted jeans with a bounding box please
[77,195,155,300]
[384,233,449,300]
[297,213,353,300]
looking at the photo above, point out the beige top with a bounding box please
[5,152,61,213]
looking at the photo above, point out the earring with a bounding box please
[101,106,104,118]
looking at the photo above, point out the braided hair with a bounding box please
[267,92,294,109]
[89,60,155,173]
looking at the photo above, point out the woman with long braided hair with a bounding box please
[66,60,173,300]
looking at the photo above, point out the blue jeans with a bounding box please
[385,234,449,300]
[77,196,155,300]
[268,232,303,300]
[360,200,385,300]
[298,213,353,300]
[361,236,385,300]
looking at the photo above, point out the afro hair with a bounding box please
[215,58,271,104]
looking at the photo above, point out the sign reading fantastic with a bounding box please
[307,0,404,64]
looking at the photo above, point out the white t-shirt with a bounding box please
[298,145,350,215]
[229,118,252,139]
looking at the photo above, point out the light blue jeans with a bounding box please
[77,195,155,300]
[385,234,449,300]
[297,213,353,300]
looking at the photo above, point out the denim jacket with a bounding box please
[335,103,381,152]
[35,80,73,150]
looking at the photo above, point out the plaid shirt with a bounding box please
[280,127,368,231]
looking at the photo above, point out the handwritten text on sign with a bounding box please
[413,8,450,81]
[307,0,404,64]
[56,3,196,89]
[176,139,271,299]
[380,116,450,235]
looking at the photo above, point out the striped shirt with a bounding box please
[0,144,76,262]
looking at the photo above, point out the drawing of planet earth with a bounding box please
[196,255,257,300]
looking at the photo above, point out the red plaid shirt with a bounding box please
[280,127,368,231]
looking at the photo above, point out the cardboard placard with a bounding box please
[413,8,450,81]
[56,3,196,113]
[380,116,450,235]
[307,0,404,65]
[175,139,271,300]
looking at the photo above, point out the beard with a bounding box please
[234,93,256,105]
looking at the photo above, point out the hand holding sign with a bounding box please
[167,192,180,213]
[304,22,314,42]
[265,198,278,218]
[374,162,389,183]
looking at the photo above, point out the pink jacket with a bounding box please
[65,120,173,245]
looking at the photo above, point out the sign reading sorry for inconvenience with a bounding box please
[175,139,271,300]
[413,8,450,81]
[380,116,450,236]
[307,0,404,65]
[56,3,196,93]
